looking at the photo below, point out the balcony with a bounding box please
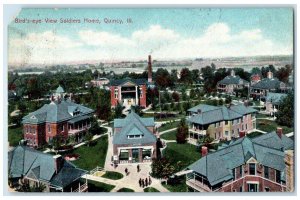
[68,125,91,135]
[189,128,207,136]
[186,177,212,192]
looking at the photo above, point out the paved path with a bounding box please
[159,128,177,135]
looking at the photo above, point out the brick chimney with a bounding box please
[53,154,63,174]
[239,131,245,138]
[148,55,152,83]
[277,127,283,139]
[201,146,208,157]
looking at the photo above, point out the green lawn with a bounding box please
[158,121,180,132]
[102,171,123,180]
[8,126,23,147]
[71,135,108,171]
[162,176,187,192]
[247,131,263,138]
[257,119,293,134]
[160,130,177,140]
[81,179,115,192]
[116,188,135,192]
[143,187,160,192]
[162,142,201,172]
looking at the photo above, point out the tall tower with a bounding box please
[148,55,152,83]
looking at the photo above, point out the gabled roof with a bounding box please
[8,145,86,188]
[187,132,293,186]
[266,92,287,105]
[251,77,285,90]
[113,111,157,145]
[22,100,94,124]
[218,75,249,85]
[110,78,147,86]
[187,104,257,125]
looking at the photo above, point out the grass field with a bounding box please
[71,135,108,171]
[257,119,293,134]
[116,188,135,192]
[158,121,180,132]
[102,171,123,180]
[81,179,115,192]
[143,187,160,192]
[8,126,23,147]
[162,142,201,172]
[160,130,177,140]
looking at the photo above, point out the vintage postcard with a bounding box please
[6,7,294,193]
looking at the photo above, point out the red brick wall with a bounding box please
[139,85,147,107]
[110,86,118,107]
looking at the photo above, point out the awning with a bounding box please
[68,115,90,124]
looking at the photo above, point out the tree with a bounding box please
[176,119,188,144]
[276,91,294,127]
[89,118,102,135]
[17,183,46,192]
[172,92,180,102]
[155,68,174,89]
[225,96,232,104]
[114,103,123,118]
[52,135,63,150]
[151,158,175,179]
[84,132,93,146]
[179,68,193,84]
[275,65,292,83]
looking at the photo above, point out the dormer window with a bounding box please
[128,134,143,139]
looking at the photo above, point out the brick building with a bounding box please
[22,98,94,148]
[185,128,294,192]
[112,110,157,164]
[217,70,249,94]
[8,145,87,192]
[250,71,288,100]
[187,104,257,141]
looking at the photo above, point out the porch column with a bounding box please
[128,149,133,163]
[139,148,143,163]
[118,86,122,101]
[135,86,139,106]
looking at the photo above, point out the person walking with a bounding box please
[139,178,142,187]
[125,168,128,175]
[141,179,145,188]
[148,176,152,185]
[145,178,148,187]
[137,164,140,172]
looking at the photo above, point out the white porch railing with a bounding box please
[89,166,105,175]
[72,182,88,193]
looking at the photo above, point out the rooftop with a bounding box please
[110,78,147,86]
[266,92,287,105]
[218,75,249,85]
[251,77,285,90]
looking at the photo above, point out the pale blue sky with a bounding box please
[8,8,294,65]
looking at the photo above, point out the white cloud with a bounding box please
[8,23,293,65]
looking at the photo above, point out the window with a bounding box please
[48,124,51,133]
[26,126,29,133]
[62,125,64,132]
[249,163,256,175]
[240,165,243,176]
[140,88,143,98]
[265,187,270,192]
[232,168,236,180]
[114,89,118,99]
[275,170,281,183]
[248,184,258,192]
[242,125,244,130]
[225,121,228,125]
[264,166,269,179]
[225,131,229,136]
[246,124,248,130]
[216,122,219,127]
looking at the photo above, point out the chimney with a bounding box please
[267,71,273,79]
[148,55,152,83]
[231,70,235,77]
[53,154,63,174]
[201,146,208,157]
[239,131,245,138]
[197,109,202,114]
[277,127,283,139]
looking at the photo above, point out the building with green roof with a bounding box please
[187,103,257,141]
[185,129,294,192]
[112,110,157,164]
[217,70,249,94]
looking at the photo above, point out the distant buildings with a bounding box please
[109,55,154,108]
[185,129,294,192]
[112,110,157,164]
[217,70,249,95]
[187,104,257,141]
[90,78,110,89]
[250,71,288,100]
[8,145,87,192]
[265,92,287,116]
[22,86,94,148]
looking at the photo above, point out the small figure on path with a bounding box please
[145,178,148,187]
[125,168,128,175]
[137,164,140,172]
[139,178,142,187]
[142,179,145,188]
[148,176,152,185]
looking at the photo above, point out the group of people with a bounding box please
[139,176,152,188]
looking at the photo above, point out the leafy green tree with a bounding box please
[176,119,188,144]
[276,91,294,127]
[114,103,123,118]
[151,158,175,179]
[225,96,232,104]
[180,68,193,85]
[84,132,93,146]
